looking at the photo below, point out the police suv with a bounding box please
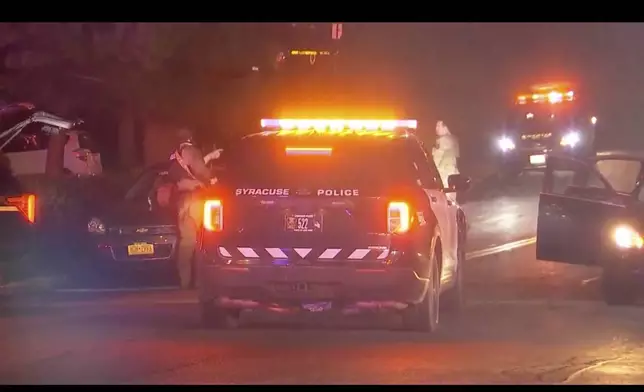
[196,119,470,332]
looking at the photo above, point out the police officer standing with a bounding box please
[168,127,214,289]
[432,120,460,202]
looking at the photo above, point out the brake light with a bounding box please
[387,201,410,234]
[1,194,36,223]
[203,199,223,232]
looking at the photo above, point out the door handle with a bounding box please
[430,196,437,203]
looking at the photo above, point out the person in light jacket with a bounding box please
[432,121,460,202]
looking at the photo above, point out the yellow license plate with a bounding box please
[530,154,546,165]
[127,243,154,256]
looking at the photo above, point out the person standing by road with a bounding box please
[167,127,214,289]
[432,121,460,202]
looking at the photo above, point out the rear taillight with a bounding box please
[387,201,410,234]
[1,194,37,223]
[203,199,223,232]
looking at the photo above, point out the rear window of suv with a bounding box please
[220,137,417,190]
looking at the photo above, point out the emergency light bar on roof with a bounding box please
[516,89,575,105]
[260,119,417,132]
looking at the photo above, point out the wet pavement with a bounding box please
[2,171,644,384]
[463,171,541,252]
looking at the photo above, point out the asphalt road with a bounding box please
[2,172,644,384]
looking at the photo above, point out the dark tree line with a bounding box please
[0,23,298,169]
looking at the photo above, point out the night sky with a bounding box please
[338,23,644,154]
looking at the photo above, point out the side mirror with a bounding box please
[446,174,471,193]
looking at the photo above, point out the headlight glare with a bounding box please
[498,136,515,152]
[613,225,643,249]
[560,131,581,147]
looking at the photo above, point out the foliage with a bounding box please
[0,23,272,119]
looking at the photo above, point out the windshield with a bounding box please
[124,163,171,202]
[594,158,642,194]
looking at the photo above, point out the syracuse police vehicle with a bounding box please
[537,151,644,305]
[196,118,470,332]
[495,83,598,180]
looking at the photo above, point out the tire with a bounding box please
[401,249,440,332]
[200,300,241,329]
[441,242,465,313]
[602,268,638,306]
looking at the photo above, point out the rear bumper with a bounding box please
[197,257,428,308]
[497,147,587,171]
[72,233,178,272]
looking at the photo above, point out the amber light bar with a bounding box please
[285,147,333,156]
[260,119,418,131]
[517,90,575,105]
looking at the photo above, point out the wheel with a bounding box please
[200,300,241,329]
[602,268,638,306]
[401,249,440,332]
[441,240,465,313]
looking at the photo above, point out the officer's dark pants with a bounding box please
[176,192,200,289]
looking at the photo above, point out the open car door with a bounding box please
[536,155,631,265]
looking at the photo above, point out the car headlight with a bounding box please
[613,225,643,249]
[88,217,106,234]
[560,131,581,147]
[498,136,515,152]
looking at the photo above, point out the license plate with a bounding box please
[127,242,154,256]
[530,154,546,165]
[284,213,323,233]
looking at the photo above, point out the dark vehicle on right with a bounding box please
[495,83,598,181]
[537,150,644,305]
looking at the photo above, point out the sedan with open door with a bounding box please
[536,151,644,305]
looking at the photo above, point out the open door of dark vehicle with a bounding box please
[536,155,633,266]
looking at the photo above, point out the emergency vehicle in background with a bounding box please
[495,82,598,180]
[196,118,470,332]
